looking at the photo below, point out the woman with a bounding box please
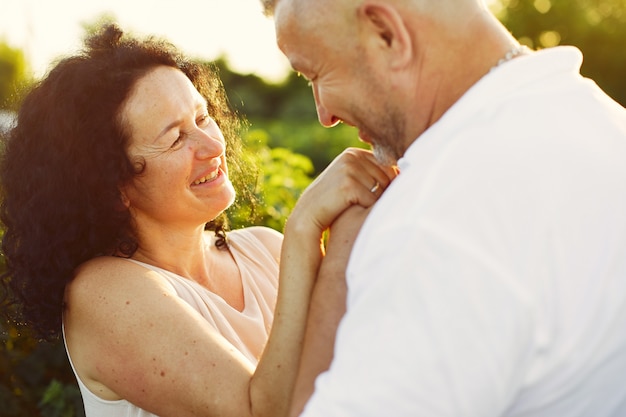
[0,25,394,417]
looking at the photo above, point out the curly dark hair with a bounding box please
[0,24,255,341]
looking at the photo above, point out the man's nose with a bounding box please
[312,84,340,127]
[316,103,340,127]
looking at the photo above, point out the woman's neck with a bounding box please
[132,221,210,280]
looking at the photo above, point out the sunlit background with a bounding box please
[1,2,625,415]
[0,0,290,82]
[1,0,624,90]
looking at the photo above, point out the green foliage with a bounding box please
[0,40,31,111]
[214,58,319,122]
[493,0,626,106]
[250,119,364,176]
[0,322,84,417]
[1,265,80,416]
[227,128,317,231]
[39,379,84,417]
[255,145,314,231]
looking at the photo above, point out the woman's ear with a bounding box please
[358,1,413,70]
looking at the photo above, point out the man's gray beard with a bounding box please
[372,144,398,167]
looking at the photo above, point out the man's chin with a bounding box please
[358,132,398,166]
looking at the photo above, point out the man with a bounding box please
[262,0,626,416]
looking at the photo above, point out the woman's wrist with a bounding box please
[283,207,325,242]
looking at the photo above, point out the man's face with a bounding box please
[274,2,406,165]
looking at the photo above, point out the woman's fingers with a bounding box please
[347,149,397,201]
[289,147,397,234]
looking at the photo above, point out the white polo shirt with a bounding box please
[302,46,626,417]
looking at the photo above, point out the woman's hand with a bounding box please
[287,147,396,237]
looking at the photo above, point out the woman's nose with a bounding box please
[193,128,225,159]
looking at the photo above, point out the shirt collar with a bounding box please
[397,46,583,173]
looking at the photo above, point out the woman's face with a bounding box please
[120,66,236,230]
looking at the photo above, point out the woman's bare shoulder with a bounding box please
[64,256,178,336]
[230,226,283,260]
[64,253,257,414]
[67,256,173,302]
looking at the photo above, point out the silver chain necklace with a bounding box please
[491,45,531,71]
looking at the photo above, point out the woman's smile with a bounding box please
[192,167,224,187]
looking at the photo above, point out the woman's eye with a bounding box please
[171,133,184,148]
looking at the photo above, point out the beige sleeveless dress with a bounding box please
[63,229,279,417]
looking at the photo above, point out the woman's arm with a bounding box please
[288,205,371,417]
[249,148,395,417]
[64,258,259,417]
[64,148,394,417]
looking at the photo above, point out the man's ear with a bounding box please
[358,1,413,69]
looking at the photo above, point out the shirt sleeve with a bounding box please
[300,219,538,417]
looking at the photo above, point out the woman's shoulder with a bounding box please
[66,256,174,307]
[227,227,283,260]
[73,255,156,279]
